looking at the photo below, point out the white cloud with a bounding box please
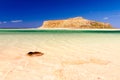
[0,21,7,24]
[104,17,109,20]
[3,21,7,23]
[11,20,23,23]
[0,20,23,24]
[104,14,120,20]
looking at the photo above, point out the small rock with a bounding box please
[27,51,44,57]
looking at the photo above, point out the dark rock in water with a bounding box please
[27,51,44,56]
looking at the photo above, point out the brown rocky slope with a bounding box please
[40,17,113,29]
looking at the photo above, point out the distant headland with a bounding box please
[39,17,113,29]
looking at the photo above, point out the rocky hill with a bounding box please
[39,17,113,29]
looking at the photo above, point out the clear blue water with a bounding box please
[0,29,120,55]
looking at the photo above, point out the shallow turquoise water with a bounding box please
[0,29,120,44]
[0,29,120,55]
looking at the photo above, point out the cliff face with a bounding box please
[40,17,113,29]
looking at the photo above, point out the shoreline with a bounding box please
[0,28,120,32]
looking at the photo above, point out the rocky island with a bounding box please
[40,17,113,29]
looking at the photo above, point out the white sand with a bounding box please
[0,33,120,80]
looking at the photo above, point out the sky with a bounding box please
[0,0,120,28]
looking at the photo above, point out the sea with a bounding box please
[0,29,120,56]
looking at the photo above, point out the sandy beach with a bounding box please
[0,30,120,80]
